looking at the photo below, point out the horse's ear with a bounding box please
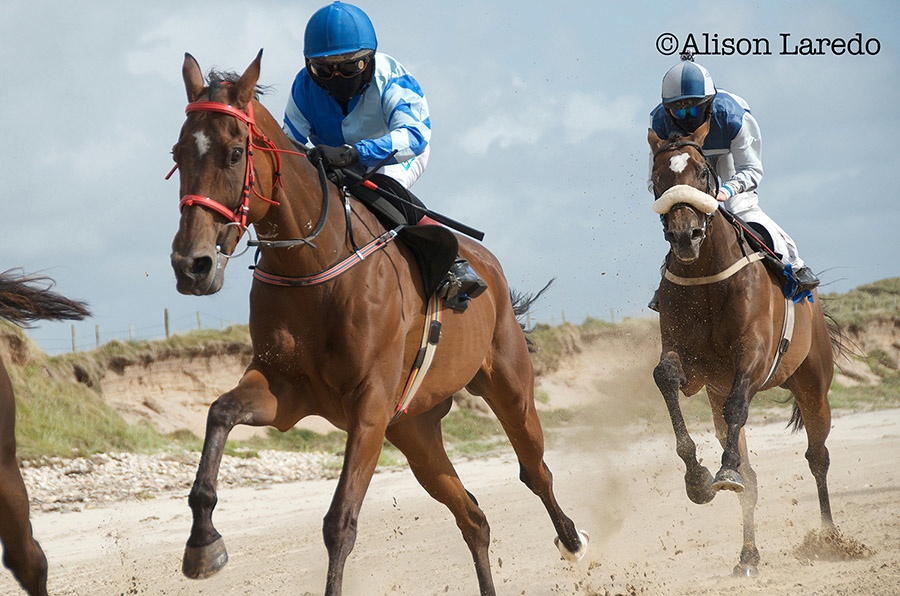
[691,118,711,147]
[183,53,206,103]
[234,49,264,109]
[648,127,666,153]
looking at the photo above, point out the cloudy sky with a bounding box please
[3,0,897,354]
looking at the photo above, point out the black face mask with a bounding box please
[676,112,707,133]
[310,60,375,104]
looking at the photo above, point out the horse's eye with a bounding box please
[229,147,244,166]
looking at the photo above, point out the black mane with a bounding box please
[206,69,271,99]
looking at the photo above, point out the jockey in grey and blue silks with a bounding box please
[648,57,819,293]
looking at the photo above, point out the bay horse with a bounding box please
[647,121,836,576]
[169,50,587,595]
[0,269,90,596]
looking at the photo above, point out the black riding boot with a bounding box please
[440,259,487,311]
[794,266,820,294]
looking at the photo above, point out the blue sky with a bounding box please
[2,0,897,354]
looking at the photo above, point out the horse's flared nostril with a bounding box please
[189,256,213,278]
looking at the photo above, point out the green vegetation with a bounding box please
[820,277,900,330]
[5,278,898,463]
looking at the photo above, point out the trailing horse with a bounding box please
[169,50,587,596]
[647,121,837,576]
[0,269,89,596]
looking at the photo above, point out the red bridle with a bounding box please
[168,99,283,231]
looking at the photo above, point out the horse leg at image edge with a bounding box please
[0,460,48,596]
[183,371,278,579]
[653,351,716,504]
[386,403,496,595]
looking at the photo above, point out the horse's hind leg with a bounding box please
[654,351,715,504]
[785,358,835,528]
[183,369,279,579]
[0,365,47,596]
[469,341,587,561]
[386,401,495,596]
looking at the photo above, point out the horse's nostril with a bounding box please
[190,256,213,277]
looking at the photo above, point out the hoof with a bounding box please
[555,530,590,563]
[711,468,744,493]
[685,467,716,504]
[183,537,228,579]
[732,563,759,577]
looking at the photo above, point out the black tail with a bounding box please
[510,279,554,353]
[0,269,91,327]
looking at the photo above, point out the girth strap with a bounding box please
[391,293,443,424]
[761,296,795,387]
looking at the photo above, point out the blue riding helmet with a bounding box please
[661,60,715,105]
[304,1,378,58]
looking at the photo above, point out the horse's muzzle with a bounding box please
[171,250,226,295]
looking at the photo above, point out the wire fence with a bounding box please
[31,309,244,355]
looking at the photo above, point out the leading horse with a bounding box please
[169,51,587,595]
[0,270,90,596]
[647,121,836,576]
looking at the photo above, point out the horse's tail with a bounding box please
[787,401,804,433]
[509,279,554,353]
[0,269,91,327]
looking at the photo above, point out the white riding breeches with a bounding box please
[374,144,430,189]
[725,190,804,270]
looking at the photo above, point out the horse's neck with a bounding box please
[249,115,383,278]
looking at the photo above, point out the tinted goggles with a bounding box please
[307,54,372,79]
[669,104,704,120]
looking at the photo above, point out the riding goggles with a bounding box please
[670,105,704,120]
[307,54,372,79]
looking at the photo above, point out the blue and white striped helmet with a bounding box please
[304,2,377,59]
[661,60,715,105]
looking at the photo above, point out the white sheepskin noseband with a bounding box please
[653,184,718,215]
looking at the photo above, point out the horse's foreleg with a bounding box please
[711,412,760,576]
[711,370,754,493]
[654,351,715,504]
[387,403,495,596]
[322,405,388,596]
[183,370,278,579]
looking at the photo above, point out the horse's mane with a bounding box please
[206,70,272,99]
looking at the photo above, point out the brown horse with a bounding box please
[0,270,89,596]
[169,51,587,595]
[647,121,836,576]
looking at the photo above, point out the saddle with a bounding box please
[338,170,458,296]
[718,207,810,301]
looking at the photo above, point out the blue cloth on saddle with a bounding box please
[783,264,813,304]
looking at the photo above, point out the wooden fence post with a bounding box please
[165,308,170,339]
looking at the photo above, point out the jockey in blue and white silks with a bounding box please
[282,1,486,309]
[648,56,820,296]
[283,51,431,189]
